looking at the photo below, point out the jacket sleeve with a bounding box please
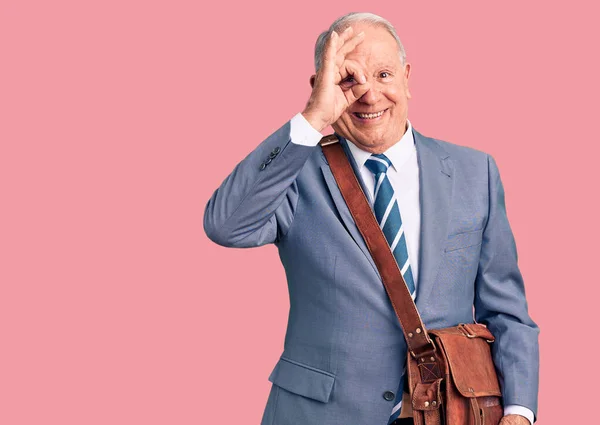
[203,119,319,248]
[473,154,540,420]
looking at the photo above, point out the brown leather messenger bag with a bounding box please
[320,134,504,425]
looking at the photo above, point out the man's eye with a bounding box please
[343,76,355,83]
[380,72,390,78]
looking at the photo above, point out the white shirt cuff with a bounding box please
[290,112,323,146]
[504,404,534,425]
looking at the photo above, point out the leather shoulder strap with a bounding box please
[320,135,436,358]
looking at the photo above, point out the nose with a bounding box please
[357,83,380,105]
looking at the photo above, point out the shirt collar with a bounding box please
[344,119,414,173]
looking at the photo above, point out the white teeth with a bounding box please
[356,110,385,119]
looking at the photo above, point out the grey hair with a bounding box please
[314,12,407,72]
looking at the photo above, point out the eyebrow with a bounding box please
[371,61,397,69]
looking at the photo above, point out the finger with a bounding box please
[319,31,339,85]
[337,31,365,58]
[322,28,361,86]
[336,26,355,45]
[344,81,371,106]
[336,60,367,85]
[349,80,371,100]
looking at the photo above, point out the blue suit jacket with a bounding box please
[204,119,540,425]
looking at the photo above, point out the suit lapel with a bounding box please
[320,135,381,279]
[412,128,453,311]
[319,128,454,308]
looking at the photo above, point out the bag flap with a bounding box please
[268,356,335,403]
[432,331,501,398]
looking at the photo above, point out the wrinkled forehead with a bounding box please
[342,24,403,70]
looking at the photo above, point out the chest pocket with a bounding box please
[444,228,484,252]
[268,356,336,403]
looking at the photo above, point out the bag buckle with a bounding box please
[410,335,437,359]
[459,323,494,342]
[459,323,477,338]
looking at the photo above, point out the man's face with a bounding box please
[329,23,412,153]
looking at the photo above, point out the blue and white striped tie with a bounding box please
[364,153,415,424]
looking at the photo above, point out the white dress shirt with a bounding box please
[288,112,535,425]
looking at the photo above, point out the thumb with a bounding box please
[344,81,371,106]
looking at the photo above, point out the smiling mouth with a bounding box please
[352,109,388,120]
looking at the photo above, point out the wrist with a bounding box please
[301,109,328,132]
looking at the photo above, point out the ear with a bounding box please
[309,74,316,88]
[403,63,412,99]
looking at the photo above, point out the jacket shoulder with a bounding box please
[415,128,491,165]
[435,136,489,159]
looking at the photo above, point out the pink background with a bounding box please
[1,1,597,424]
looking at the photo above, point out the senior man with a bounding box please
[204,12,539,425]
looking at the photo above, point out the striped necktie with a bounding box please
[364,153,416,297]
[364,153,415,424]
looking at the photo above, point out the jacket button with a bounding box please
[271,146,280,154]
[265,156,273,164]
[383,390,395,401]
[259,162,266,171]
[269,151,278,159]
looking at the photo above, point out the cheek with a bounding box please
[385,83,405,105]
[385,86,403,106]
[340,112,354,126]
